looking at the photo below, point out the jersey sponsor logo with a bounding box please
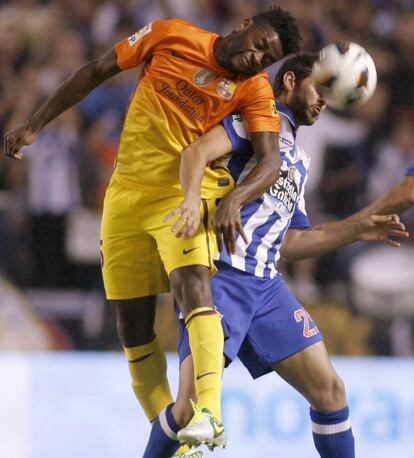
[175,80,204,105]
[270,100,278,117]
[268,165,298,216]
[217,78,237,99]
[128,22,153,46]
[158,81,206,122]
[193,68,216,87]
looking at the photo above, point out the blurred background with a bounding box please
[0,1,413,457]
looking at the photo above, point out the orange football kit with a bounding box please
[101,19,280,299]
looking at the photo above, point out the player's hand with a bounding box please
[213,196,248,255]
[356,214,409,247]
[163,195,201,239]
[4,124,37,160]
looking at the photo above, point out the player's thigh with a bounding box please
[110,296,157,346]
[170,265,213,314]
[239,275,322,379]
[271,341,346,409]
[147,196,218,276]
[100,180,169,299]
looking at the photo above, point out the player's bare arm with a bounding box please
[346,175,414,219]
[280,214,409,262]
[164,125,232,239]
[213,131,281,254]
[316,175,414,231]
[4,48,121,160]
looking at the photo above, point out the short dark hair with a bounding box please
[253,5,301,56]
[273,53,318,95]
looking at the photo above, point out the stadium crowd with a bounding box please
[0,0,413,353]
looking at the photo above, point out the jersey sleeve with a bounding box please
[405,163,414,176]
[237,74,280,133]
[222,114,249,152]
[115,20,171,70]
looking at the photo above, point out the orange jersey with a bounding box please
[114,19,279,198]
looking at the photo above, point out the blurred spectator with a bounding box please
[23,110,82,287]
[367,111,414,204]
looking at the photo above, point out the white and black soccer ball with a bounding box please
[312,42,377,111]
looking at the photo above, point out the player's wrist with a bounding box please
[221,192,242,209]
[351,220,365,241]
[184,190,201,201]
[24,118,41,135]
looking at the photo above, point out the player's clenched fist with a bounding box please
[4,125,37,160]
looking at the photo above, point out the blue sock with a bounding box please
[142,403,181,458]
[310,406,355,458]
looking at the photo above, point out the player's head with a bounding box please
[273,53,326,126]
[217,6,301,77]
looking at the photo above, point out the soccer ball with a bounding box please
[312,42,377,110]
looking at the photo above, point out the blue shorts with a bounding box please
[177,261,323,379]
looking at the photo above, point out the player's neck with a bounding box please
[213,36,232,73]
[277,96,301,128]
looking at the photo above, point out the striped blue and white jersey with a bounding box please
[217,102,311,279]
[406,163,414,176]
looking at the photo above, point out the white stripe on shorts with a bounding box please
[311,418,352,435]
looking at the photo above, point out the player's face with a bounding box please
[290,76,326,126]
[225,20,284,76]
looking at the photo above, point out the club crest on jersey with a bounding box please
[217,78,237,99]
[193,68,216,87]
[268,165,298,217]
[128,23,153,47]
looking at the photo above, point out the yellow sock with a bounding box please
[124,337,173,422]
[185,307,224,421]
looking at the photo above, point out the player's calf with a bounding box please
[309,373,347,412]
[171,266,225,427]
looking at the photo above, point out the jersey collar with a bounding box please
[276,101,297,138]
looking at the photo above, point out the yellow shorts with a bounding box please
[100,179,218,300]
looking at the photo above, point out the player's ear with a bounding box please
[235,18,253,33]
[283,71,296,91]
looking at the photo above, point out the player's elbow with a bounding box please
[91,48,121,82]
[403,192,414,208]
[406,185,414,206]
[397,177,414,210]
[279,245,297,263]
[182,142,209,165]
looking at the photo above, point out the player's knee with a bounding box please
[311,374,346,411]
[110,297,156,346]
[170,265,213,313]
